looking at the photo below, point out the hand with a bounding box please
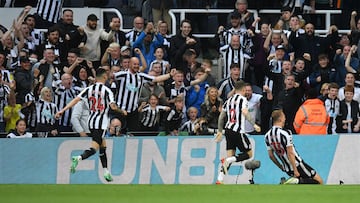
[254,124,261,132]
[50,129,58,136]
[79,132,88,137]
[303,53,311,61]
[134,48,141,55]
[336,49,342,55]
[353,125,359,132]
[122,110,128,116]
[55,111,64,119]
[77,26,84,34]
[86,60,93,68]
[316,76,321,82]
[214,132,223,142]
[169,68,177,77]
[217,26,224,34]
[352,11,357,17]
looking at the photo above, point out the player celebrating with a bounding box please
[264,109,323,184]
[55,68,126,182]
[214,81,261,184]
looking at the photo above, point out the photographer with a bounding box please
[105,117,124,137]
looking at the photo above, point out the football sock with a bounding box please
[299,178,320,184]
[235,152,250,162]
[81,147,96,160]
[226,156,236,164]
[99,147,108,168]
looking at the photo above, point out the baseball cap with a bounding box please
[275,45,285,50]
[120,46,130,52]
[87,14,99,21]
[19,56,30,63]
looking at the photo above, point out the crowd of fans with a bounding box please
[1,0,360,138]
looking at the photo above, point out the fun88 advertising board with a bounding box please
[0,135,359,184]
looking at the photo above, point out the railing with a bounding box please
[168,9,348,37]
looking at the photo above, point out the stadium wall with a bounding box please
[0,135,359,184]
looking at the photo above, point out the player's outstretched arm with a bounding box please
[55,97,81,119]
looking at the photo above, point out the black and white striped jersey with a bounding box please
[264,126,303,173]
[36,0,63,23]
[0,83,10,122]
[113,71,154,112]
[24,92,36,128]
[53,84,80,126]
[126,29,141,47]
[179,119,196,133]
[223,93,248,133]
[78,82,115,130]
[140,104,168,127]
[36,98,58,125]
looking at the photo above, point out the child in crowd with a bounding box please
[4,92,22,132]
[138,94,170,131]
[165,96,184,136]
[0,71,11,132]
[149,47,170,75]
[180,107,198,135]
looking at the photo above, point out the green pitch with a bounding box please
[1,184,359,203]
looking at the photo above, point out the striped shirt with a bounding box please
[126,29,141,47]
[36,0,63,23]
[220,45,245,78]
[24,92,37,128]
[53,84,80,126]
[324,97,340,134]
[149,59,170,75]
[180,119,197,134]
[140,104,168,127]
[78,82,115,130]
[264,126,302,173]
[0,83,10,122]
[1,69,13,84]
[113,71,154,112]
[36,99,58,125]
[223,93,248,133]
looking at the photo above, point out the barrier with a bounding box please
[0,135,359,184]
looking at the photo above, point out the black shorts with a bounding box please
[224,129,252,152]
[89,129,106,145]
[287,160,317,179]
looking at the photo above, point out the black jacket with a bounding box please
[14,68,32,104]
[337,100,360,133]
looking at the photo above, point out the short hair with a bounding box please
[16,118,27,126]
[234,80,246,90]
[68,48,80,56]
[328,82,339,90]
[96,68,107,78]
[174,95,184,103]
[306,88,319,99]
[344,85,354,93]
[320,83,330,94]
[180,19,191,27]
[202,59,213,66]
[230,63,240,69]
[62,9,73,14]
[271,109,284,123]
[318,53,328,60]
[187,106,198,115]
[193,67,205,76]
[109,42,120,49]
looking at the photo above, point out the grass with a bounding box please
[1,184,359,203]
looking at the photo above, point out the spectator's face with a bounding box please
[121,58,130,69]
[289,17,299,28]
[318,58,329,68]
[230,67,240,79]
[328,88,339,98]
[25,17,35,29]
[79,68,88,80]
[260,24,270,37]
[0,54,5,65]
[87,20,97,30]
[305,24,314,36]
[282,11,292,21]
[275,49,285,59]
[236,2,247,13]
[4,35,13,47]
[154,48,164,59]
[343,46,351,57]
[244,85,252,99]
[230,17,240,28]
[174,72,184,84]
[44,49,55,62]
[357,19,360,30]
[62,10,73,24]
[61,74,73,89]
[42,88,52,102]
[20,60,31,70]
[175,100,184,111]
[111,47,121,58]
[151,64,161,76]
[194,71,204,80]
[67,52,77,64]
[230,35,240,49]
[134,17,144,30]
[48,31,59,44]
[129,57,140,73]
[282,61,292,74]
[111,18,121,30]
[21,24,30,36]
[208,87,218,99]
[345,91,354,102]
[188,109,198,120]
[180,22,192,37]
[16,120,27,134]
[294,59,305,71]
[149,95,159,106]
[345,74,355,85]
[339,35,350,47]
[158,22,168,35]
[284,75,295,89]
[271,34,281,46]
